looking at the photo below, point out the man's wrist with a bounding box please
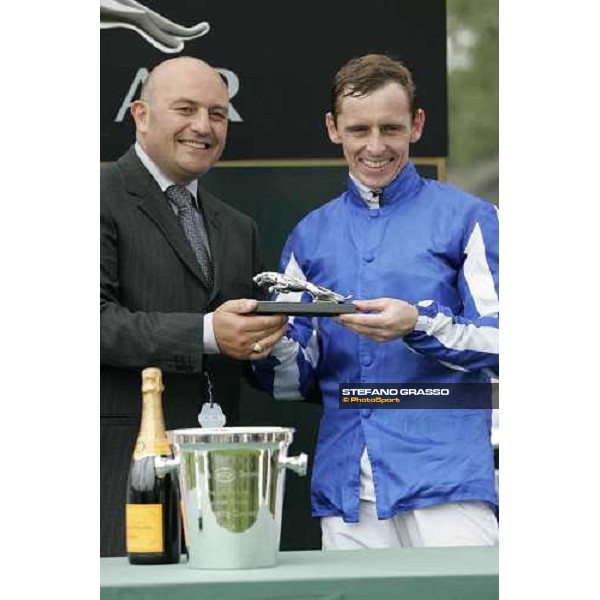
[410,301,440,335]
[406,304,419,334]
[203,312,221,353]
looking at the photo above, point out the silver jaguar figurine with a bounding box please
[253,272,351,304]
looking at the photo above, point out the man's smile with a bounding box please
[179,138,212,150]
[360,157,395,170]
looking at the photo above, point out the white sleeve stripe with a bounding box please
[272,337,304,400]
[271,253,320,400]
[415,312,499,354]
[464,222,499,317]
[439,360,469,372]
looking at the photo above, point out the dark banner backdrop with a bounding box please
[101,0,447,161]
[101,0,448,552]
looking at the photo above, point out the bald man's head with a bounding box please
[140,57,228,104]
[131,57,229,184]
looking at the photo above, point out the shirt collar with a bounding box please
[135,142,198,200]
[349,173,382,209]
[347,161,421,209]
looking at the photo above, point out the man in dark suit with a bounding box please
[101,57,286,556]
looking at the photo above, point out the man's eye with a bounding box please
[175,106,194,115]
[210,112,227,121]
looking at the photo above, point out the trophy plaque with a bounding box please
[253,272,357,316]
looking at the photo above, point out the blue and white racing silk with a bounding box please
[253,161,499,522]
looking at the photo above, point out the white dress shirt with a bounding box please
[134,143,220,353]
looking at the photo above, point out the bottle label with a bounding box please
[126,504,164,553]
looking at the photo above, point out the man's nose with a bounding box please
[190,109,211,134]
[365,130,385,154]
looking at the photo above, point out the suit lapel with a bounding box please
[199,186,225,304]
[118,148,212,289]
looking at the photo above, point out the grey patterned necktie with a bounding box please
[165,185,214,287]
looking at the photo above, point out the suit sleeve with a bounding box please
[252,232,319,400]
[100,195,204,374]
[403,201,499,377]
[250,219,267,298]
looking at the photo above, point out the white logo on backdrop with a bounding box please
[100,0,210,54]
[100,1,244,123]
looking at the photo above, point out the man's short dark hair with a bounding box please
[331,54,418,122]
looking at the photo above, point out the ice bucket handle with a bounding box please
[278,453,308,476]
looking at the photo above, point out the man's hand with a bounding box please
[335,298,418,342]
[213,299,287,360]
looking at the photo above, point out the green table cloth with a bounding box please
[101,546,498,600]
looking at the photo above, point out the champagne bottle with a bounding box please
[126,368,181,564]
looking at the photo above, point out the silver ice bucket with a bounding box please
[159,427,307,569]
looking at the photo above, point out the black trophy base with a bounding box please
[255,301,357,316]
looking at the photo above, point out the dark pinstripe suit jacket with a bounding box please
[100,147,261,555]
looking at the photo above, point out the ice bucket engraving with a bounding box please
[167,427,307,569]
